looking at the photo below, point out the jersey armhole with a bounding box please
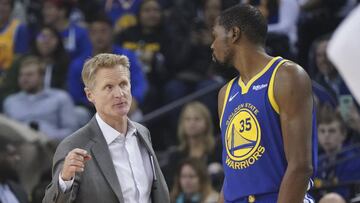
[268,60,288,114]
[220,78,236,128]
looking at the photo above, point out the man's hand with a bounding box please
[61,148,91,181]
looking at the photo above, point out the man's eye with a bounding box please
[120,82,127,87]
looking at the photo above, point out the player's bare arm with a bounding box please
[217,84,227,203]
[275,61,314,203]
[218,84,228,119]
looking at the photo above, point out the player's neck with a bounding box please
[99,113,128,135]
[233,47,271,84]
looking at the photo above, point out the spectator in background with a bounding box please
[116,0,172,112]
[344,102,360,143]
[42,0,91,60]
[163,0,222,135]
[297,0,356,69]
[1,26,70,98]
[67,14,148,121]
[164,102,222,188]
[0,0,29,73]
[0,136,28,203]
[266,0,299,52]
[170,158,219,203]
[3,56,78,140]
[315,105,360,199]
[32,26,70,89]
[243,0,298,59]
[164,0,222,101]
[312,80,338,110]
[312,35,350,99]
[104,0,143,34]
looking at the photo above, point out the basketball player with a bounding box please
[212,5,317,203]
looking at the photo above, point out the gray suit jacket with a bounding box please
[43,117,170,203]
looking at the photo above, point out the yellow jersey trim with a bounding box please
[238,56,281,95]
[220,78,236,128]
[268,59,288,114]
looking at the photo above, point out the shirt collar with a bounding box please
[95,113,137,145]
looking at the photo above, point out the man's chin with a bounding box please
[113,108,130,117]
[212,56,222,64]
[212,58,229,67]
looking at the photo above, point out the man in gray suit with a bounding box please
[43,53,170,203]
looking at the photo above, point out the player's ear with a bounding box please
[231,26,241,43]
[85,87,95,104]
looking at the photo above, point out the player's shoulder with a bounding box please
[218,83,228,99]
[274,59,312,102]
[276,60,311,87]
[218,77,237,98]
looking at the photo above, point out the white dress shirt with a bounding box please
[59,114,153,203]
[0,183,19,203]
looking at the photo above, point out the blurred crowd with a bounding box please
[0,0,360,202]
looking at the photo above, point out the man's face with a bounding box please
[316,40,335,77]
[18,64,43,93]
[318,121,345,154]
[42,2,62,25]
[179,164,200,195]
[139,0,161,28]
[183,108,207,138]
[0,0,12,23]
[211,22,232,66]
[89,22,113,51]
[36,28,59,57]
[86,66,132,121]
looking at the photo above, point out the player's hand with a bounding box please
[61,148,91,181]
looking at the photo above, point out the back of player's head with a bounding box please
[218,4,267,46]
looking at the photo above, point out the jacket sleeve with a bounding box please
[43,140,75,203]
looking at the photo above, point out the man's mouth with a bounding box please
[114,101,126,107]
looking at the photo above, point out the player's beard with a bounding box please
[212,49,233,68]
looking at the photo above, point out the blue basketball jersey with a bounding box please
[220,57,318,202]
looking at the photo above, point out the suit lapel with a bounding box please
[87,118,124,203]
[133,123,156,158]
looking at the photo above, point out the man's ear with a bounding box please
[84,87,95,104]
[230,27,241,43]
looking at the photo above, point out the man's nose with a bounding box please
[114,86,125,97]
[323,131,331,139]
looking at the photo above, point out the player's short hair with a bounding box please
[218,4,267,45]
[82,53,130,89]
